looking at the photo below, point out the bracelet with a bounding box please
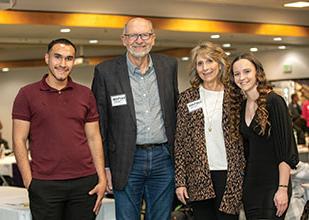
[278,184,288,188]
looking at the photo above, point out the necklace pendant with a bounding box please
[208,127,212,132]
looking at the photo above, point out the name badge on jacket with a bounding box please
[187,99,202,113]
[111,94,127,107]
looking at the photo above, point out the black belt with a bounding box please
[136,142,167,148]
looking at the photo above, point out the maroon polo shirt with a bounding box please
[12,74,98,180]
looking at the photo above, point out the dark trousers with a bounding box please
[28,174,98,220]
[191,171,238,220]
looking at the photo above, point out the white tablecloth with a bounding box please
[96,197,116,220]
[302,183,309,201]
[0,186,115,220]
[0,186,30,220]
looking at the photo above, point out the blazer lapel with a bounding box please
[116,56,136,124]
[152,55,166,120]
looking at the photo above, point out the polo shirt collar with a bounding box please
[40,74,74,91]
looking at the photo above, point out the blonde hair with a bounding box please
[189,42,229,88]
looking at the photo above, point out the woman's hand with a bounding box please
[176,187,189,205]
[273,187,288,217]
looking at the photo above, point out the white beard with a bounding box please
[127,46,152,58]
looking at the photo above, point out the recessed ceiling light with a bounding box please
[2,67,9,72]
[210,34,220,39]
[273,37,282,41]
[250,47,258,52]
[284,1,309,7]
[278,45,286,50]
[222,43,231,48]
[89,40,98,44]
[60,28,71,33]
[181,57,189,61]
[225,52,231,56]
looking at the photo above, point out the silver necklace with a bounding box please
[203,91,221,132]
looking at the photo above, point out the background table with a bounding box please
[96,197,116,220]
[0,186,30,220]
[302,183,309,201]
[0,186,115,220]
[0,155,16,177]
[0,155,24,186]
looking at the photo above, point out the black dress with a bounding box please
[240,92,299,220]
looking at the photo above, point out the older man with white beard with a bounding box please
[92,17,179,220]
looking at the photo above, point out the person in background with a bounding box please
[12,38,106,220]
[302,95,309,133]
[289,94,302,121]
[0,130,9,150]
[289,93,306,144]
[92,17,178,220]
[0,120,9,150]
[174,42,245,220]
[230,52,299,219]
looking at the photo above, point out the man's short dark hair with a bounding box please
[47,38,76,53]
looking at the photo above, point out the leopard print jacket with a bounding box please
[174,87,245,215]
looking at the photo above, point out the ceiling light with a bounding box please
[273,37,282,41]
[181,57,189,61]
[250,47,258,52]
[60,28,71,33]
[225,52,231,56]
[2,67,9,72]
[222,43,231,48]
[89,40,98,44]
[284,1,309,7]
[278,45,286,50]
[210,34,220,39]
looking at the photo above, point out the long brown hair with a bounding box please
[230,53,272,136]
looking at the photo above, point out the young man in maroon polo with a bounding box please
[12,38,106,220]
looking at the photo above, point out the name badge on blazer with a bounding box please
[111,94,127,107]
[187,99,202,113]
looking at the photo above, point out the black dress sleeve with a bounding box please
[268,92,299,169]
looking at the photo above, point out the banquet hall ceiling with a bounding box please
[0,0,309,68]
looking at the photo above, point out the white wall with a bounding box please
[256,48,309,81]
[177,59,191,92]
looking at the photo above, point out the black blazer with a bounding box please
[92,53,178,190]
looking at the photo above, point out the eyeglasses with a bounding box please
[123,33,154,41]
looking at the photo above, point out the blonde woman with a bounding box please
[174,42,245,220]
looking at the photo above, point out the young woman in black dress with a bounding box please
[229,53,299,219]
